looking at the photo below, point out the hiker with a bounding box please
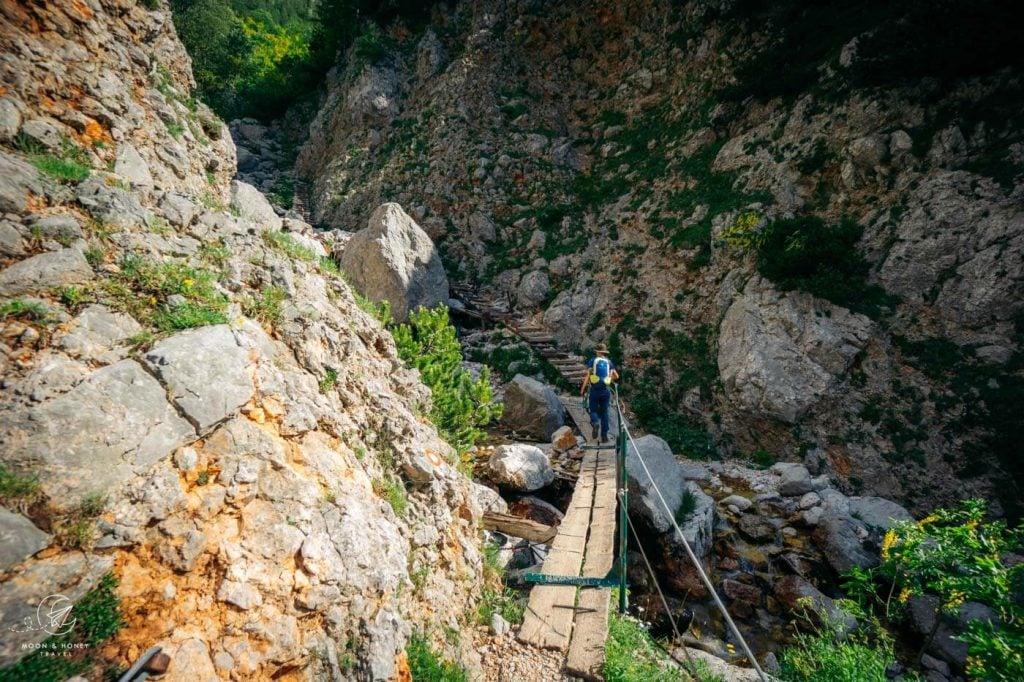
[580,343,620,444]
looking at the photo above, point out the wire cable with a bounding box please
[612,386,770,682]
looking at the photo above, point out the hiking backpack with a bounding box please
[590,357,612,386]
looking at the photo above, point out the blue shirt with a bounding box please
[587,356,617,392]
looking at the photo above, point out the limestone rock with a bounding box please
[1,360,195,505]
[720,494,752,512]
[58,304,142,361]
[0,242,92,296]
[812,514,878,575]
[848,496,913,530]
[339,203,449,322]
[500,374,565,440]
[115,143,154,187]
[76,176,150,229]
[0,510,51,572]
[625,434,685,534]
[775,575,857,635]
[488,444,554,492]
[27,213,84,242]
[517,270,551,307]
[773,462,813,497]
[231,180,282,231]
[718,278,872,423]
[551,425,577,452]
[0,152,43,214]
[143,325,254,432]
[0,97,21,141]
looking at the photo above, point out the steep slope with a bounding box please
[295,0,1024,517]
[0,1,484,679]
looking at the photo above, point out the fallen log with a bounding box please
[482,511,557,544]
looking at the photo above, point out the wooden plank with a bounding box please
[565,588,611,680]
[566,447,619,678]
[482,512,556,544]
[518,452,599,650]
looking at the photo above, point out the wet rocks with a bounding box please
[488,444,554,492]
[500,374,565,440]
[737,513,777,543]
[339,202,449,322]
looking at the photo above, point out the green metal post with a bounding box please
[617,416,628,614]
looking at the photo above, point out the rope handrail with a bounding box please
[612,386,770,682]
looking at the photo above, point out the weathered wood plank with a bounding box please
[482,512,557,544]
[565,588,611,680]
[518,452,598,650]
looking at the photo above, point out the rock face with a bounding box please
[339,203,449,322]
[488,444,555,491]
[500,374,565,440]
[0,3,485,676]
[718,278,873,424]
[774,575,857,635]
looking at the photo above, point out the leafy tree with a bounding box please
[392,306,502,457]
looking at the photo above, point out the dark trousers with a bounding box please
[589,389,611,439]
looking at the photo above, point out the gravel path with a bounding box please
[477,626,574,682]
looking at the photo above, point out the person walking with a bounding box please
[580,343,620,444]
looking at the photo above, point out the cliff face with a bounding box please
[0,1,484,678]
[296,0,1024,516]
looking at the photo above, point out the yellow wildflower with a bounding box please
[917,514,938,528]
[149,296,157,306]
[882,529,897,561]
[898,588,912,603]
[943,590,966,611]
[182,278,194,289]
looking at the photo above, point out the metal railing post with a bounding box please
[616,400,628,614]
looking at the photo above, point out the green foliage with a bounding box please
[263,229,318,261]
[242,284,287,326]
[844,500,1024,681]
[102,254,228,332]
[751,448,775,468]
[0,573,123,682]
[477,541,525,626]
[406,633,468,682]
[468,339,570,392]
[630,382,716,459]
[372,476,408,516]
[675,489,696,524]
[353,22,397,64]
[393,306,502,455]
[0,299,51,323]
[319,367,339,392]
[777,614,908,682]
[754,216,897,318]
[0,464,42,513]
[604,610,690,682]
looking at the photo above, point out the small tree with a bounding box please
[392,306,501,458]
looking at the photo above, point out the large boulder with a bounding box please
[907,595,998,671]
[339,203,449,322]
[848,496,913,530]
[230,180,282,231]
[718,277,872,423]
[0,242,93,296]
[625,435,685,534]
[775,575,858,636]
[812,513,879,575]
[488,444,554,492]
[0,151,43,214]
[773,462,813,497]
[500,374,565,440]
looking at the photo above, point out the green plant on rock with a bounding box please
[372,476,407,517]
[263,230,318,262]
[0,464,42,513]
[405,633,468,682]
[604,605,695,682]
[0,299,51,323]
[476,541,525,626]
[843,499,1024,681]
[392,306,502,456]
[242,284,287,327]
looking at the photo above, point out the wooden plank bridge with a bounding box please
[517,397,624,680]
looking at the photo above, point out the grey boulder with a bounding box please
[339,203,449,322]
[848,496,913,530]
[114,143,154,187]
[231,180,282,231]
[625,434,685,534]
[143,325,254,432]
[0,510,51,572]
[488,444,554,492]
[0,151,43,214]
[499,374,565,440]
[773,462,814,497]
[0,242,92,296]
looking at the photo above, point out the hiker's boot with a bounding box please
[591,422,599,440]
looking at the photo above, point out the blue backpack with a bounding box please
[590,357,612,386]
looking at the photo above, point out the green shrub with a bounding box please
[263,230,319,262]
[372,477,408,516]
[0,573,123,681]
[844,500,1024,681]
[393,306,502,456]
[242,285,287,327]
[30,154,90,183]
[406,634,468,682]
[754,216,897,318]
[0,299,51,323]
[102,254,228,332]
[777,618,909,682]
[477,541,526,626]
[604,609,688,682]
[0,465,42,513]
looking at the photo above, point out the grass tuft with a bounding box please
[405,634,468,682]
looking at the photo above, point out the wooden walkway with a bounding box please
[517,397,620,680]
